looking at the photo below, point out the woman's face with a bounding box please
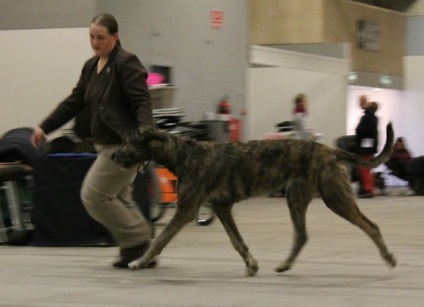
[89,23,118,58]
[300,98,307,109]
[394,141,404,150]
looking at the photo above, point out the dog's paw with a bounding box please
[246,266,259,276]
[128,260,141,270]
[274,262,291,273]
[128,257,157,270]
[246,258,259,276]
[384,253,397,268]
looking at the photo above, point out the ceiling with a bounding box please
[351,0,417,12]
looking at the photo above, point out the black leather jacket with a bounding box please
[39,45,153,143]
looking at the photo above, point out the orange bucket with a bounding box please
[155,167,178,204]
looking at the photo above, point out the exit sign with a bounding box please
[210,10,223,29]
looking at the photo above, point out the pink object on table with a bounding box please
[147,72,165,86]
[263,132,287,140]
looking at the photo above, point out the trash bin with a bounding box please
[200,120,230,142]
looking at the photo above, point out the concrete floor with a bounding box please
[0,195,423,307]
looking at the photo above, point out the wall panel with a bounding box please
[325,0,405,75]
[0,0,94,30]
[248,0,405,76]
[249,0,325,44]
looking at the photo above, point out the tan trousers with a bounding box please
[80,144,151,248]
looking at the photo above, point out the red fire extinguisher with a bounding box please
[217,95,231,115]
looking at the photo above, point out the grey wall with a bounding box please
[0,0,248,135]
[407,15,424,55]
[0,0,95,29]
[404,15,424,155]
[98,0,248,121]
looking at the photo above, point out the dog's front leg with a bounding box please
[214,203,259,276]
[128,198,200,270]
[275,182,313,273]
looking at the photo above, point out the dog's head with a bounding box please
[111,128,167,168]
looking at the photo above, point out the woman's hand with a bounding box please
[31,126,46,147]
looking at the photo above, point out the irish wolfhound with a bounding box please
[112,123,396,276]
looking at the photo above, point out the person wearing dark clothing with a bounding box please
[385,137,412,180]
[355,101,379,198]
[383,137,424,195]
[31,13,155,269]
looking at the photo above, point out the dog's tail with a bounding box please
[334,122,394,168]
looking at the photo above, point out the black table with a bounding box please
[32,154,114,246]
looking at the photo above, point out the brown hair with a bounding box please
[90,13,121,47]
[294,94,306,106]
[367,101,378,111]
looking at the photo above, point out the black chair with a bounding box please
[0,163,34,245]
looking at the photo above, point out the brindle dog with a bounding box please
[112,123,397,276]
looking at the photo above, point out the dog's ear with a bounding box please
[123,130,139,144]
[123,127,155,142]
[124,128,167,146]
[142,129,168,143]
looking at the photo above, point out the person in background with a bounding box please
[355,101,379,198]
[31,13,156,269]
[385,138,424,195]
[359,94,368,110]
[292,93,313,140]
[385,137,413,180]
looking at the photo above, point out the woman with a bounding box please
[32,13,155,268]
[355,101,379,198]
[385,137,412,180]
[292,93,312,140]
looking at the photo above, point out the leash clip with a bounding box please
[137,160,151,174]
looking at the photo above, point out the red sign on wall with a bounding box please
[210,10,223,29]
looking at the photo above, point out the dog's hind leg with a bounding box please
[128,193,202,270]
[275,180,314,273]
[319,171,397,268]
[214,203,259,276]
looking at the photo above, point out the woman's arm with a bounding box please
[118,54,153,129]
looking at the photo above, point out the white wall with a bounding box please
[347,86,404,153]
[405,12,424,156]
[247,46,413,155]
[247,46,349,147]
[0,28,92,136]
[404,56,424,156]
[99,0,248,123]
